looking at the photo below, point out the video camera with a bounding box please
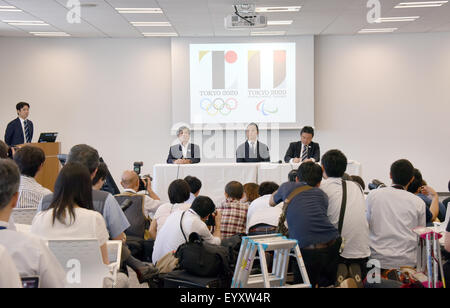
[133,161,153,192]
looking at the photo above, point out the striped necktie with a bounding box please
[24,120,31,143]
[301,145,308,162]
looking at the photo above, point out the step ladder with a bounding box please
[231,234,311,288]
[414,227,446,288]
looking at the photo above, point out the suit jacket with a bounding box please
[167,143,201,164]
[236,141,270,163]
[5,118,33,146]
[284,141,320,163]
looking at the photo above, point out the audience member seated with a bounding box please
[152,196,222,264]
[38,144,130,240]
[242,183,260,204]
[270,162,340,288]
[0,244,22,288]
[0,158,65,287]
[31,162,111,264]
[319,150,370,279]
[366,159,426,270]
[407,168,441,224]
[350,175,366,191]
[246,181,280,235]
[0,140,9,159]
[120,170,162,220]
[445,220,450,287]
[442,180,450,213]
[149,179,191,240]
[288,169,297,182]
[37,144,157,284]
[92,162,109,191]
[217,181,249,239]
[13,145,51,209]
[184,176,202,204]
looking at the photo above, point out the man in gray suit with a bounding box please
[236,123,270,163]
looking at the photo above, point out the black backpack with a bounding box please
[175,211,232,278]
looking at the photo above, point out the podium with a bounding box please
[22,143,61,191]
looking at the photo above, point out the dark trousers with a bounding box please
[293,238,342,288]
[338,256,369,280]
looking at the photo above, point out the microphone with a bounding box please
[120,199,133,212]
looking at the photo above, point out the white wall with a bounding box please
[315,32,450,191]
[0,32,449,192]
[0,38,173,187]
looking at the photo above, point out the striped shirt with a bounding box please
[217,199,249,239]
[17,176,52,209]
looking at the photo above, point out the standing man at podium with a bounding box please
[5,102,34,147]
[284,126,320,163]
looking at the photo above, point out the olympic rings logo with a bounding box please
[200,98,238,116]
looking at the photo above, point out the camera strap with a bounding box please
[180,211,188,243]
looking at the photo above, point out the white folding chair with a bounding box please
[11,208,37,225]
[48,239,121,288]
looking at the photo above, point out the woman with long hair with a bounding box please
[31,162,109,264]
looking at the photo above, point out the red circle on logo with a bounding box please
[225,51,238,63]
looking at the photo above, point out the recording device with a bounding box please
[133,161,153,192]
[206,211,216,227]
[368,179,387,190]
[120,199,133,212]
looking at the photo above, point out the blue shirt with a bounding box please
[417,193,446,223]
[274,182,339,248]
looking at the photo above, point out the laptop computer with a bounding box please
[38,132,58,143]
[21,276,40,288]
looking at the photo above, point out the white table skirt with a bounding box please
[153,161,361,203]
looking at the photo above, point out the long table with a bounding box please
[152,161,361,203]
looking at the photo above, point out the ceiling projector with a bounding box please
[225,4,267,29]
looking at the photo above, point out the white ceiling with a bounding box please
[0,0,449,37]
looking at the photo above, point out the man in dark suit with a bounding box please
[167,126,201,164]
[284,126,320,163]
[236,123,270,163]
[5,102,33,147]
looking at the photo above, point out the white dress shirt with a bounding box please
[19,117,28,143]
[366,186,426,269]
[0,221,65,288]
[153,202,191,234]
[186,193,196,205]
[289,143,315,163]
[125,189,162,219]
[247,140,257,157]
[0,244,22,288]
[152,209,221,264]
[320,178,370,259]
[17,176,52,209]
[246,195,283,233]
[180,142,189,159]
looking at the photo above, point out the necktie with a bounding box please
[301,145,308,162]
[24,120,31,143]
[251,142,256,157]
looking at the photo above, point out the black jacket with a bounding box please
[284,141,320,163]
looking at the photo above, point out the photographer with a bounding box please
[152,196,222,264]
[120,170,162,220]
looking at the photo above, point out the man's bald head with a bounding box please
[121,170,139,190]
